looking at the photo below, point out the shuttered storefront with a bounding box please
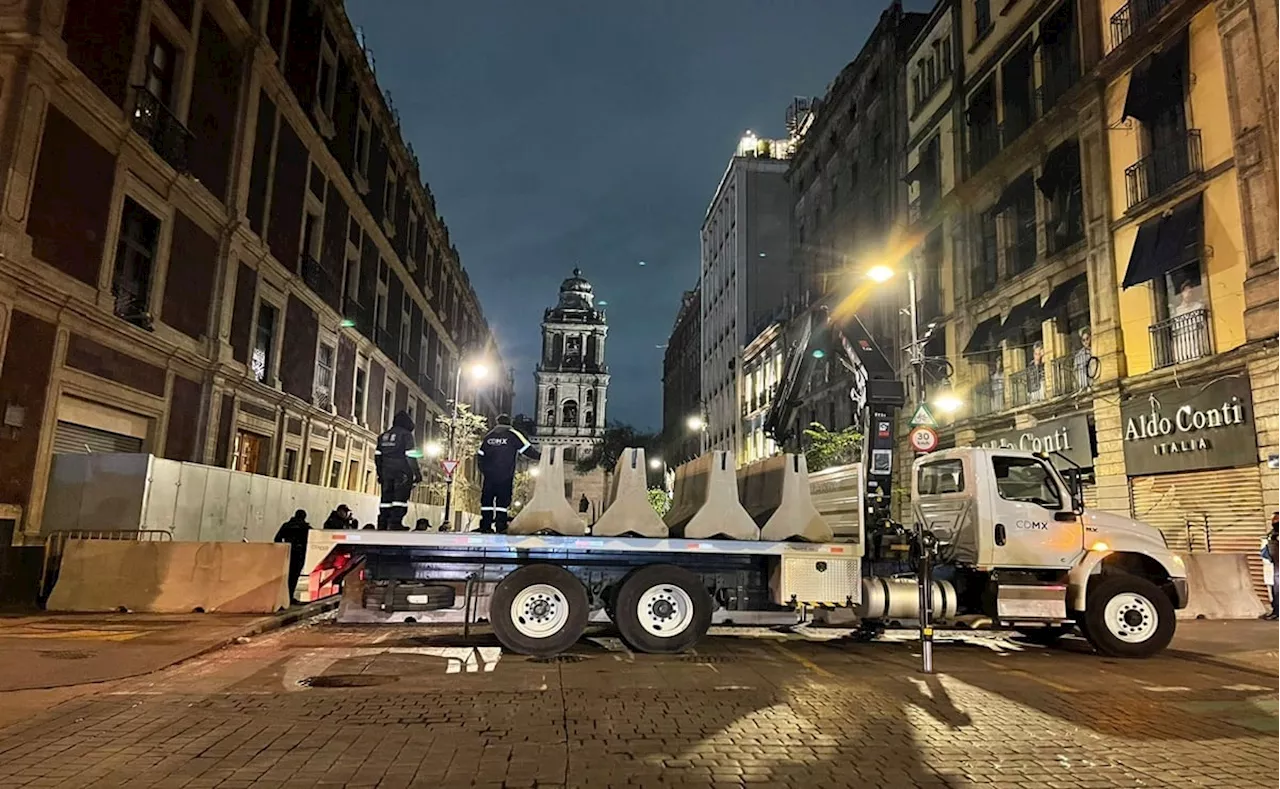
[52,421,145,455]
[1129,467,1267,600]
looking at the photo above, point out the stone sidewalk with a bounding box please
[0,602,334,692]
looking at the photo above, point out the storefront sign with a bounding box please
[1121,378,1257,475]
[976,414,1093,469]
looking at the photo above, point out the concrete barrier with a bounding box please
[592,448,668,538]
[664,451,759,541]
[46,540,291,614]
[507,447,587,536]
[1177,552,1267,620]
[738,454,833,543]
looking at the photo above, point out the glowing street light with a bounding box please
[424,442,443,458]
[866,264,895,283]
[686,415,705,432]
[933,392,963,415]
[649,457,663,470]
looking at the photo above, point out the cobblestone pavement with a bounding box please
[0,622,1274,788]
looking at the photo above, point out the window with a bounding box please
[354,359,368,424]
[375,259,389,329]
[316,29,338,119]
[144,28,178,106]
[562,399,579,426]
[382,386,393,428]
[992,456,1061,509]
[406,213,418,265]
[972,208,999,293]
[329,460,342,488]
[112,198,161,325]
[342,247,360,306]
[384,168,398,224]
[975,0,992,38]
[282,448,297,481]
[316,342,335,404]
[252,301,278,384]
[301,208,321,263]
[355,105,371,179]
[400,290,412,355]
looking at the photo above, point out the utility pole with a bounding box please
[442,364,463,526]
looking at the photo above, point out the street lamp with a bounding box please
[443,359,490,526]
[933,390,963,415]
[865,265,924,404]
[686,415,705,431]
[424,441,443,458]
[648,457,663,469]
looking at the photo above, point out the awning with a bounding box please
[1001,297,1044,336]
[1122,30,1188,125]
[1036,139,1081,198]
[961,316,1002,356]
[1043,273,1088,313]
[1121,193,1203,289]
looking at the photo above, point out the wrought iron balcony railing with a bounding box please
[1124,129,1202,209]
[1008,365,1046,407]
[1110,0,1175,51]
[344,297,373,337]
[301,254,340,306]
[1150,307,1211,368]
[968,122,1001,173]
[131,87,192,173]
[1052,352,1097,397]
[971,377,1005,417]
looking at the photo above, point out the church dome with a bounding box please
[560,268,593,295]
[545,268,606,324]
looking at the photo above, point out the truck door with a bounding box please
[987,454,1083,569]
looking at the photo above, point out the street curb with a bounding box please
[1,599,339,692]
[1166,648,1279,680]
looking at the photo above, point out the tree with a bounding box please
[802,422,862,472]
[647,488,671,517]
[575,422,660,474]
[435,402,489,461]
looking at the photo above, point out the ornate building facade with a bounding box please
[533,269,609,463]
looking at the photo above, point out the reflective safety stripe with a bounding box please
[390,501,409,507]
[378,503,394,509]
[480,506,495,512]
[374,449,382,455]
[477,449,485,455]
[511,429,532,452]
[492,506,509,514]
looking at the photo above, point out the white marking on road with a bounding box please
[588,636,634,662]
[278,645,502,688]
[1224,684,1270,692]
[1141,685,1191,692]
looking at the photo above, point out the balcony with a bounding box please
[131,87,192,173]
[343,298,373,337]
[112,282,154,331]
[1003,231,1038,276]
[1110,0,1175,51]
[1036,57,1080,116]
[1008,366,1047,407]
[1124,130,1203,210]
[1000,101,1037,147]
[1053,352,1095,397]
[971,377,1005,417]
[969,123,1001,173]
[398,347,417,374]
[301,255,340,306]
[374,325,397,357]
[1150,307,1211,368]
[417,371,434,394]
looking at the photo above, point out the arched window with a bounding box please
[547,386,556,404]
[562,399,579,426]
[586,389,594,404]
[545,407,556,426]
[584,409,595,426]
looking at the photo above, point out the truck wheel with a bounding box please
[1083,573,1175,658]
[490,564,589,657]
[614,564,712,654]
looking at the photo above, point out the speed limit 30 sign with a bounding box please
[909,425,939,453]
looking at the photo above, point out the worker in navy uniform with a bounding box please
[476,414,540,533]
[374,410,421,530]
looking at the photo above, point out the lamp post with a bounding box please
[443,360,488,526]
[867,264,923,405]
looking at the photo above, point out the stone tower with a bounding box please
[534,269,609,464]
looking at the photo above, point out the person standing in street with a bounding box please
[274,509,311,605]
[476,414,540,533]
[1264,512,1279,621]
[323,504,355,530]
[375,411,422,530]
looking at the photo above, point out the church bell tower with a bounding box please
[533,269,609,463]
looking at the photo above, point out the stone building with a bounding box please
[786,1,926,438]
[661,284,702,466]
[0,0,511,543]
[904,0,1276,589]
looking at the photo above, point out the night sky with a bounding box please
[345,1,921,430]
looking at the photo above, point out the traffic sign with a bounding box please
[909,403,937,428]
[909,426,939,453]
[441,459,460,478]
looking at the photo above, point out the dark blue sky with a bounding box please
[346,1,920,430]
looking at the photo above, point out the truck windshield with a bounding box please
[991,456,1062,509]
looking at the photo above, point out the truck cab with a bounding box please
[913,447,1187,657]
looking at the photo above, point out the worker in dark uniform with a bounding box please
[273,509,311,605]
[375,410,421,530]
[477,414,540,533]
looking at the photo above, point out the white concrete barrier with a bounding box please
[592,448,667,538]
[507,447,587,536]
[738,454,833,543]
[1177,552,1267,620]
[46,540,291,613]
[664,451,759,541]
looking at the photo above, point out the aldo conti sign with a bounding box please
[1120,377,1257,475]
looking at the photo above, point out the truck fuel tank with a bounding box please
[860,577,958,623]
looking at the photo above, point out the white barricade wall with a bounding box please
[43,453,449,540]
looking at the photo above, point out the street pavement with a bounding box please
[0,619,1274,788]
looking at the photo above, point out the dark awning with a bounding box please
[1121,193,1204,289]
[1043,273,1088,313]
[1122,30,1188,125]
[961,316,1002,356]
[1001,297,1044,337]
[1036,139,1081,198]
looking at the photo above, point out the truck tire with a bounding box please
[490,564,589,657]
[603,569,638,623]
[614,564,713,654]
[1083,573,1175,658]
